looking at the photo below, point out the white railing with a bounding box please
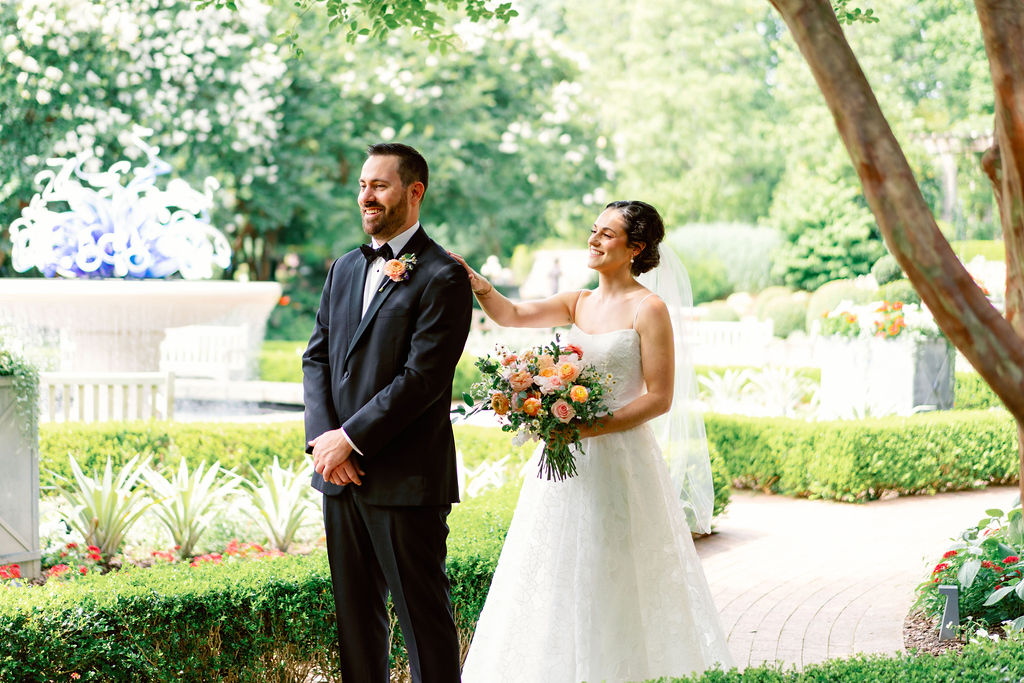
[686,319,775,367]
[39,372,175,422]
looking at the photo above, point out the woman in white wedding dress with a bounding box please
[450,200,733,683]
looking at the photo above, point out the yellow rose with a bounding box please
[569,385,589,403]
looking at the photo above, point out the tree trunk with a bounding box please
[975,0,1024,505]
[768,0,1024,503]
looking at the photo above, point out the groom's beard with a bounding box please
[362,196,410,239]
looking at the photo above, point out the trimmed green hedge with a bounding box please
[665,638,1024,682]
[39,421,307,484]
[705,410,1018,502]
[259,340,304,383]
[0,483,519,682]
[955,371,1002,410]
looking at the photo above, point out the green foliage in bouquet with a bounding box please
[461,338,612,481]
[915,506,1024,630]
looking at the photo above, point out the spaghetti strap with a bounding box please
[632,293,657,329]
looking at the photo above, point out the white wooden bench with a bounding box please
[39,372,175,422]
[159,324,249,381]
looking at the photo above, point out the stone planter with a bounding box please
[0,377,40,579]
[819,336,955,419]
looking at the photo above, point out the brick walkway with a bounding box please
[694,486,1020,671]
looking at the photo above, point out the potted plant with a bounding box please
[817,300,954,418]
[0,343,41,579]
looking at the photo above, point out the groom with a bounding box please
[302,142,471,682]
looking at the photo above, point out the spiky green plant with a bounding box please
[51,454,154,558]
[243,457,317,552]
[143,460,242,558]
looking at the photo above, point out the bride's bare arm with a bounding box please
[577,296,675,438]
[448,251,578,329]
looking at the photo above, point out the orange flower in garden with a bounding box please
[569,385,590,403]
[892,301,903,310]
[522,397,542,416]
[491,393,511,415]
[278,295,291,306]
[71,674,81,681]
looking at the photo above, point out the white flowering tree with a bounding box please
[2,0,607,283]
[0,0,287,277]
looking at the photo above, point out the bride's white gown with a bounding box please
[461,326,733,683]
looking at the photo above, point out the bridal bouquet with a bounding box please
[462,337,612,481]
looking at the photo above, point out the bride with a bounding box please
[450,200,733,683]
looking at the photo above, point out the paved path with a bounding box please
[694,486,1020,672]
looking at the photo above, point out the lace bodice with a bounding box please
[565,325,644,411]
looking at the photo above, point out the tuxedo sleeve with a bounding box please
[341,260,472,455]
[302,259,341,452]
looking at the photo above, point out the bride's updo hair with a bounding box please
[605,200,665,276]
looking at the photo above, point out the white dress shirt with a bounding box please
[344,221,421,456]
[361,222,421,315]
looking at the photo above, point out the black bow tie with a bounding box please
[360,243,394,263]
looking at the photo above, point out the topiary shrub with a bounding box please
[696,301,740,322]
[805,278,875,332]
[757,292,809,338]
[955,371,1002,410]
[876,278,922,305]
[870,253,903,285]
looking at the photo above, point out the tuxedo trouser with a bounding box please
[323,490,461,683]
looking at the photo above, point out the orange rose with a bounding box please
[538,366,558,378]
[383,259,408,281]
[538,354,555,370]
[569,385,589,403]
[509,370,534,392]
[500,354,518,366]
[562,344,583,359]
[491,393,510,415]
[557,361,581,383]
[522,397,542,416]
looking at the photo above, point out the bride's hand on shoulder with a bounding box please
[447,251,493,296]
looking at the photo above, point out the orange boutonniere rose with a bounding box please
[378,254,417,292]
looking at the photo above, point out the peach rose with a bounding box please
[569,385,589,403]
[534,372,564,394]
[522,397,542,416]
[491,393,510,415]
[383,259,408,282]
[509,370,534,392]
[550,398,576,424]
[537,354,555,370]
[557,361,581,383]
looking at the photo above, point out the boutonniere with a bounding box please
[379,254,417,292]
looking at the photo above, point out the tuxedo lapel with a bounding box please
[344,228,430,367]
[346,256,369,350]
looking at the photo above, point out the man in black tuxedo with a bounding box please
[302,143,471,682]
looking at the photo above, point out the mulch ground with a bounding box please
[903,611,965,656]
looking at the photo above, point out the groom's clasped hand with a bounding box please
[308,428,365,487]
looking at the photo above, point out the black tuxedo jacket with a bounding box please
[302,226,472,505]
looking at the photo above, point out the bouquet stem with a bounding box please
[538,442,577,481]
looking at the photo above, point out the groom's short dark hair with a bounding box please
[366,143,429,192]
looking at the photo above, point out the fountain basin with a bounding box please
[0,278,282,375]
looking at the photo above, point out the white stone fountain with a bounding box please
[1,135,281,377]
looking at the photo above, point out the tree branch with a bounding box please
[769,0,1024,423]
